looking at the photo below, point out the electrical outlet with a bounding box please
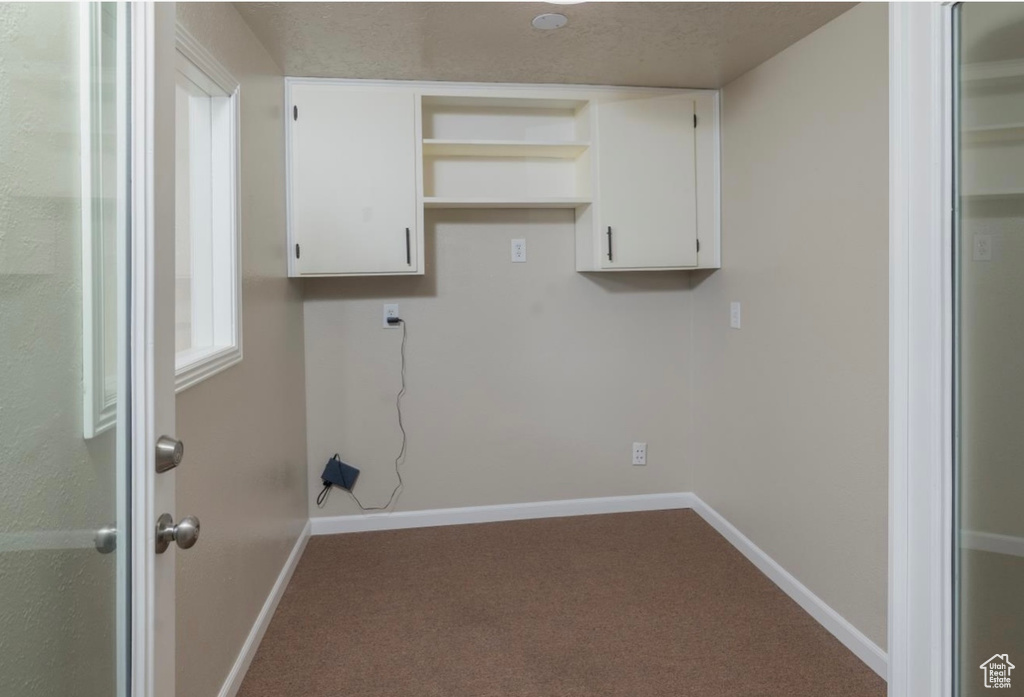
[383,303,400,328]
[511,238,526,263]
[632,442,647,466]
[973,234,993,262]
[730,301,742,329]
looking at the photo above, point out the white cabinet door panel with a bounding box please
[597,95,698,269]
[291,87,418,275]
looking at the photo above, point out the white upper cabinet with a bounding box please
[285,80,719,277]
[289,85,421,276]
[593,95,698,269]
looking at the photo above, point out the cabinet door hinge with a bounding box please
[696,239,700,253]
[293,105,298,121]
[693,114,697,128]
[295,243,301,259]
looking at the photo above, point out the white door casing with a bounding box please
[131,4,178,697]
[888,3,955,696]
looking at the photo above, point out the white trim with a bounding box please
[130,4,159,696]
[174,344,243,393]
[175,25,238,96]
[689,497,888,680]
[80,2,119,439]
[173,23,243,394]
[285,75,715,98]
[888,4,955,697]
[217,521,311,697]
[311,493,696,535]
[961,531,1024,558]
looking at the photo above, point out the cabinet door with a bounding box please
[290,86,418,275]
[596,95,697,269]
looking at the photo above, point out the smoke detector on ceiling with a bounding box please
[532,13,568,30]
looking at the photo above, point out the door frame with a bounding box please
[888,3,956,696]
[130,4,178,697]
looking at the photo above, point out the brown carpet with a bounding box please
[237,510,885,697]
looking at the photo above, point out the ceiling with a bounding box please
[235,2,855,89]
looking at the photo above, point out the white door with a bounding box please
[596,94,698,269]
[133,5,181,697]
[290,86,419,275]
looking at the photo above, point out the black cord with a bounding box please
[317,319,408,511]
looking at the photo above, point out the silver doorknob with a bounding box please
[155,435,184,473]
[94,525,117,555]
[155,513,201,553]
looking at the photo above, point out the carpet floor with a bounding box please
[237,510,885,697]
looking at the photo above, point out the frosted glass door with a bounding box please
[955,3,1024,695]
[0,4,131,696]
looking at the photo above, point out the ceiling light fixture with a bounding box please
[532,13,568,30]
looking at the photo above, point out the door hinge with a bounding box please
[696,239,701,253]
[693,114,698,128]
[295,243,301,259]
[293,105,298,121]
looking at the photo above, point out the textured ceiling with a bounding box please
[235,2,856,89]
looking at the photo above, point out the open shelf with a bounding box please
[422,139,590,158]
[963,123,1024,144]
[961,190,1024,200]
[423,197,591,209]
[962,58,1024,83]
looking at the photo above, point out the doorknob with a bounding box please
[94,525,117,555]
[155,435,184,473]
[155,513,201,553]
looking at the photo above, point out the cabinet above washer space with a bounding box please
[286,79,720,277]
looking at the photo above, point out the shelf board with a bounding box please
[962,58,1024,83]
[963,123,1024,143]
[422,139,589,158]
[423,196,591,209]
[961,190,1024,201]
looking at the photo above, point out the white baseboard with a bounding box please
[961,529,1024,557]
[690,496,888,680]
[217,519,311,697]
[310,492,697,535]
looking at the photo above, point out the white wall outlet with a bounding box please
[973,234,993,262]
[511,238,527,263]
[730,301,742,329]
[383,303,400,328]
[632,442,647,466]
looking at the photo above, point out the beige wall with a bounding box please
[691,2,889,649]
[304,209,693,516]
[173,5,308,697]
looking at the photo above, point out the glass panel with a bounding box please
[175,77,196,354]
[955,3,1024,695]
[0,3,130,696]
[175,71,216,363]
